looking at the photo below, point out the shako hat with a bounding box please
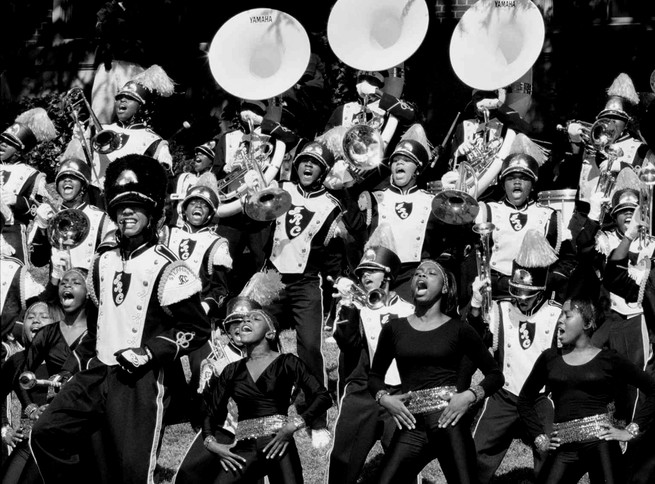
[1,108,57,152]
[598,73,640,122]
[55,158,91,186]
[293,141,335,172]
[116,65,175,106]
[195,140,217,160]
[355,223,401,280]
[499,152,539,182]
[389,123,430,168]
[181,172,220,217]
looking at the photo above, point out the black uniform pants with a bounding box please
[537,440,624,484]
[30,364,167,484]
[326,382,397,484]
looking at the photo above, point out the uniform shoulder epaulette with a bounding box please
[358,191,373,211]
[547,300,563,308]
[96,240,117,254]
[155,244,179,264]
[208,237,232,273]
[497,296,514,304]
[324,191,343,210]
[158,260,202,308]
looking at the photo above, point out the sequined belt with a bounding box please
[405,386,457,415]
[235,415,287,441]
[553,410,616,444]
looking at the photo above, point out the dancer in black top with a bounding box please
[518,297,655,484]
[368,260,504,484]
[202,309,332,483]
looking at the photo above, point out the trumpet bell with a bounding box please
[47,209,91,250]
[473,221,496,236]
[342,124,385,171]
[366,288,386,310]
[92,129,125,154]
[431,189,480,225]
[327,0,429,71]
[449,0,545,91]
[244,186,292,222]
[208,8,310,101]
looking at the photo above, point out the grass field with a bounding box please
[154,328,590,484]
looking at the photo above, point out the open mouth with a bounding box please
[119,217,137,229]
[192,208,203,217]
[61,290,74,300]
[240,323,253,334]
[414,280,428,295]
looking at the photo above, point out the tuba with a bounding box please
[431,162,480,225]
[327,0,429,176]
[448,0,545,191]
[207,8,309,221]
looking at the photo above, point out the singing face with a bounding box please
[193,152,213,174]
[411,261,445,305]
[390,155,418,188]
[225,321,243,347]
[57,175,85,203]
[296,158,323,188]
[239,311,274,345]
[115,96,141,124]
[23,302,53,342]
[360,269,386,292]
[184,198,211,227]
[58,271,87,313]
[614,208,634,235]
[515,291,542,314]
[503,173,533,206]
[557,300,589,346]
[115,204,150,238]
[0,140,18,162]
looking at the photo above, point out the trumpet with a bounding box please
[19,371,62,390]
[473,222,495,324]
[47,208,91,271]
[638,159,655,249]
[329,276,387,310]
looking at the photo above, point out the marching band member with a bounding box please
[518,297,655,484]
[167,140,217,227]
[469,230,561,484]
[86,64,175,186]
[572,73,655,212]
[575,183,655,425]
[368,260,504,484]
[265,140,343,448]
[354,126,471,301]
[474,153,563,299]
[200,307,331,483]
[602,209,655,484]
[30,154,210,484]
[0,107,56,263]
[327,228,414,484]
[29,157,117,281]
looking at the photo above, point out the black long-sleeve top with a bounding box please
[368,317,504,396]
[518,348,655,440]
[202,353,332,440]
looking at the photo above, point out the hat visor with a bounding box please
[499,167,537,182]
[294,153,328,171]
[108,192,156,210]
[509,283,544,300]
[391,150,422,167]
[354,261,388,278]
[116,91,146,105]
[221,313,247,330]
[610,203,637,217]
[0,132,24,151]
[56,170,89,186]
[195,147,214,159]
[182,194,217,213]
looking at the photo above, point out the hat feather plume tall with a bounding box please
[131,65,175,98]
[364,222,397,253]
[239,269,285,307]
[515,229,558,268]
[606,73,640,106]
[400,123,431,154]
[15,108,57,143]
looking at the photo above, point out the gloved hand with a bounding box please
[440,171,460,190]
[46,371,71,401]
[114,346,153,373]
[0,234,15,257]
[471,276,488,309]
[588,191,610,222]
[624,207,643,241]
[567,122,585,144]
[356,81,378,98]
[476,97,501,112]
[35,203,55,229]
[50,251,71,281]
[1,191,17,207]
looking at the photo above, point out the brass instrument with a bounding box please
[330,276,387,310]
[472,222,495,324]
[63,87,123,157]
[462,107,504,177]
[431,162,480,225]
[638,159,655,249]
[19,371,62,390]
[47,208,91,271]
[589,118,623,156]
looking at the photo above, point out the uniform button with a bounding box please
[132,328,138,333]
[154,260,159,265]
[301,249,306,253]
[492,262,496,266]
[137,305,142,310]
[506,363,511,368]
[545,329,550,334]
[416,237,420,240]
[143,281,148,286]
[420,220,424,223]
[507,343,511,348]
[504,382,510,387]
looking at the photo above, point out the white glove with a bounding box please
[624,207,644,241]
[50,251,71,280]
[471,276,486,309]
[588,191,610,222]
[0,234,15,257]
[1,191,17,207]
[35,204,55,229]
[201,301,210,314]
[567,122,584,144]
[441,171,459,190]
[476,98,501,112]
[356,81,378,97]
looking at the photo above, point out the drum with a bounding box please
[538,189,577,240]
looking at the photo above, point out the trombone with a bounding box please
[638,159,655,249]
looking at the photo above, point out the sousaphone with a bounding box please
[327,0,430,72]
[207,8,311,101]
[449,0,545,96]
